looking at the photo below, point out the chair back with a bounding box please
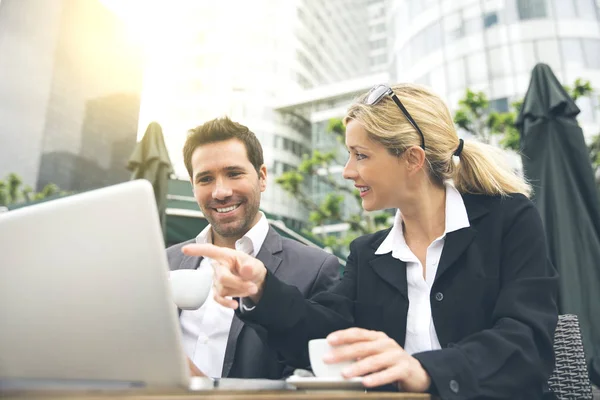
[548,314,593,399]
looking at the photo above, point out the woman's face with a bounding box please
[343,120,409,211]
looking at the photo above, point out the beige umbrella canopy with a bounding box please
[127,122,174,240]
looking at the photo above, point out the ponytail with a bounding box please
[346,83,532,198]
[454,140,532,198]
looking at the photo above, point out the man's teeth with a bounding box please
[216,204,240,213]
[359,187,370,192]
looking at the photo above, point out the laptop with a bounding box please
[0,180,292,392]
[0,180,294,392]
[0,180,207,391]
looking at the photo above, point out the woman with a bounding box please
[184,83,558,399]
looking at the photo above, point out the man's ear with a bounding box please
[259,164,267,192]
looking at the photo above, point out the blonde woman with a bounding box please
[184,84,559,399]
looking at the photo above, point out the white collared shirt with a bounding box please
[178,212,270,378]
[374,182,470,355]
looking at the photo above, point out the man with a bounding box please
[167,117,340,379]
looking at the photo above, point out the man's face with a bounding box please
[190,139,266,242]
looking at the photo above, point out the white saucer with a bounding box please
[286,376,365,390]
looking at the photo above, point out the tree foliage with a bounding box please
[453,79,594,152]
[275,120,391,255]
[0,173,65,207]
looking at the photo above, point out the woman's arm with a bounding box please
[237,244,360,366]
[181,240,361,367]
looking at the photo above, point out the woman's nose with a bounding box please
[343,159,357,180]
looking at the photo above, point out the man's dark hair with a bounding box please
[183,117,264,178]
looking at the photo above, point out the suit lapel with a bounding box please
[434,227,477,280]
[435,195,490,281]
[221,227,282,377]
[221,314,244,377]
[255,227,284,276]
[368,230,408,299]
[368,195,491,289]
[178,254,203,270]
[369,253,408,299]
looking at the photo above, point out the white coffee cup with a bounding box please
[308,338,354,379]
[169,268,212,310]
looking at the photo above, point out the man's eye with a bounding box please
[197,177,212,183]
[356,153,367,160]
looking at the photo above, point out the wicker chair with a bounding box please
[547,314,593,399]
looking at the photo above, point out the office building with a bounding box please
[390,0,600,137]
[0,0,143,191]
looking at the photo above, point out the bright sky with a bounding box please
[99,0,279,176]
[100,0,202,134]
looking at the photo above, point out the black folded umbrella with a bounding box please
[516,63,600,383]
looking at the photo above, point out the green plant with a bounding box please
[275,118,391,254]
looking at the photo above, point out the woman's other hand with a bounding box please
[326,327,431,392]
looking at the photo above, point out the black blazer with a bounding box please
[240,193,559,399]
[167,227,341,379]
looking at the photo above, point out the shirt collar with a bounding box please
[195,211,269,257]
[375,182,470,256]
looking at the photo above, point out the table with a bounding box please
[1,390,432,400]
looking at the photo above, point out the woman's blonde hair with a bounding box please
[344,83,531,198]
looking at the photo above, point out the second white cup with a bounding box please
[308,338,354,379]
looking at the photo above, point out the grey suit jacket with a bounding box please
[166,226,341,379]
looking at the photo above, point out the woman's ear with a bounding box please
[404,146,426,172]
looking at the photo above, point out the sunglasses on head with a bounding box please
[365,84,426,150]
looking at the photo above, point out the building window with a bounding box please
[575,0,598,20]
[535,39,561,71]
[371,38,387,49]
[296,72,312,89]
[370,23,386,34]
[464,15,483,35]
[429,66,447,97]
[447,57,466,90]
[489,98,509,113]
[488,46,510,79]
[516,0,547,20]
[466,52,488,85]
[552,0,577,18]
[577,96,596,123]
[370,53,387,66]
[511,41,537,73]
[560,38,585,69]
[444,11,464,44]
[484,12,499,28]
[415,73,431,86]
[409,0,424,19]
[410,20,443,61]
[583,39,600,68]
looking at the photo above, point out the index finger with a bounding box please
[182,243,236,262]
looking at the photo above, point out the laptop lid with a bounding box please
[0,180,190,389]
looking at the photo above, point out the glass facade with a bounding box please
[393,0,600,139]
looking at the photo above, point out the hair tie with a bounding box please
[453,139,464,157]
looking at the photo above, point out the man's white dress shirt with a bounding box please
[375,183,470,355]
[178,212,269,378]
